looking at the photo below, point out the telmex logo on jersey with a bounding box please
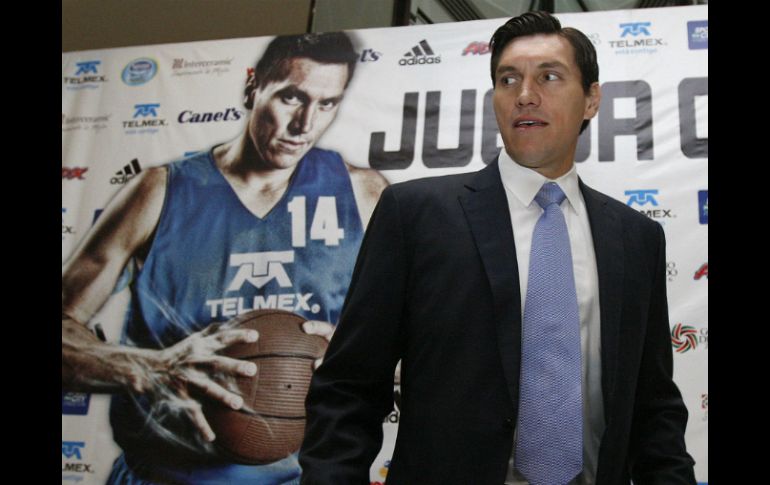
[625,189,676,222]
[177,107,244,124]
[63,60,107,89]
[610,22,666,55]
[688,20,708,50]
[205,251,321,318]
[62,441,95,479]
[123,103,167,134]
[122,58,158,86]
[172,57,233,77]
[400,39,441,66]
[670,323,707,354]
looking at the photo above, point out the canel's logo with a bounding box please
[620,22,651,37]
[133,104,160,118]
[62,441,85,460]
[625,189,659,207]
[227,251,294,291]
[74,61,100,75]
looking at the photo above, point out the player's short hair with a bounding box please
[254,32,358,89]
[489,11,599,133]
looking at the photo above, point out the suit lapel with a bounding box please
[459,160,522,409]
[580,179,623,422]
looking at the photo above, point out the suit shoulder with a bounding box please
[386,170,479,202]
[583,183,663,237]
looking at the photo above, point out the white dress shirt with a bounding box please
[497,150,605,485]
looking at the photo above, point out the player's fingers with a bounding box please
[185,400,216,442]
[190,355,257,377]
[211,329,259,349]
[185,372,245,411]
[303,320,335,341]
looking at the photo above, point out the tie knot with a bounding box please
[534,182,566,209]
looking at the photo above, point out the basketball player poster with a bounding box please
[63,5,707,484]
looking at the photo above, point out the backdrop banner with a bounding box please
[62,5,707,484]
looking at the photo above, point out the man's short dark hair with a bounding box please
[254,32,358,90]
[489,11,599,133]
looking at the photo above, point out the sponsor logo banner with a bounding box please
[122,58,158,85]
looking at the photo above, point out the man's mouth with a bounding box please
[277,139,307,153]
[514,119,548,129]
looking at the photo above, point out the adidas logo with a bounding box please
[110,158,142,184]
[399,39,441,66]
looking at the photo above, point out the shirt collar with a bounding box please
[497,149,582,214]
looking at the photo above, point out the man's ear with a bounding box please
[584,82,601,120]
[244,68,257,109]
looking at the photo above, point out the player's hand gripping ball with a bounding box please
[205,309,329,464]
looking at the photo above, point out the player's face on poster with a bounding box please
[492,34,600,177]
[247,57,349,170]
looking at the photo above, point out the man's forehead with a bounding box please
[263,57,348,94]
[497,34,575,69]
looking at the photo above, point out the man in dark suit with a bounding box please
[299,11,696,485]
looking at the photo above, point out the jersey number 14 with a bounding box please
[287,196,345,247]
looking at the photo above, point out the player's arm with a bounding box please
[345,163,389,228]
[62,167,258,441]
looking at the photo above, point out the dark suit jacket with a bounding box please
[299,160,695,485]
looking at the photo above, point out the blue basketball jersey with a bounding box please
[109,146,365,483]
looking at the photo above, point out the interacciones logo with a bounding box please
[399,40,441,66]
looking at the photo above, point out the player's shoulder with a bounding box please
[345,162,389,198]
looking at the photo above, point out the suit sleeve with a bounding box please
[299,186,407,485]
[628,223,697,484]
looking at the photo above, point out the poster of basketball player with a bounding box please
[62,32,388,484]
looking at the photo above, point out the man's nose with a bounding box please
[516,79,541,108]
[290,104,316,134]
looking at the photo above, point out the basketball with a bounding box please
[205,309,328,464]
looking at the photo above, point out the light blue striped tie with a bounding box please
[515,182,582,485]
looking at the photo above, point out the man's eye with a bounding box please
[500,76,516,86]
[319,100,338,110]
[544,73,560,81]
[281,94,301,105]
